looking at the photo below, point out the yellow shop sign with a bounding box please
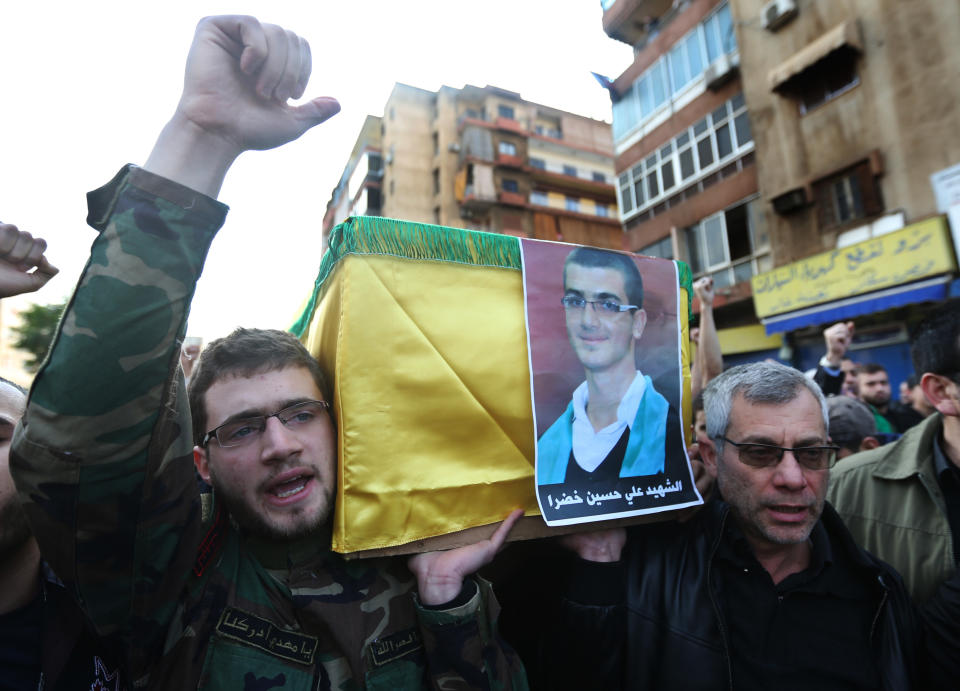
[752,217,956,318]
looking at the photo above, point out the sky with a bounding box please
[0,1,632,342]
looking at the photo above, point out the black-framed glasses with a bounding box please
[202,400,330,449]
[561,295,638,314]
[719,436,839,470]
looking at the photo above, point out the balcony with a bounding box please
[528,167,616,198]
[494,116,527,135]
[496,152,525,168]
[457,113,532,137]
[603,0,692,48]
[461,185,497,210]
[498,190,527,207]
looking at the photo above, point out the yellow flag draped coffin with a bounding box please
[292,216,693,553]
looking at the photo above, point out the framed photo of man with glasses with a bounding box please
[520,239,701,526]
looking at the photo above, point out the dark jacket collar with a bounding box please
[702,498,890,584]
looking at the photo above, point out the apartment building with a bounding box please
[731,0,960,382]
[602,0,960,377]
[602,0,773,363]
[322,115,384,235]
[323,84,623,250]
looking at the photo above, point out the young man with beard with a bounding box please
[11,15,525,690]
[856,363,910,435]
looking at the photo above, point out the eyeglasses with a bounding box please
[561,295,638,314]
[719,436,839,470]
[202,400,330,449]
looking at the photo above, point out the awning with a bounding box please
[761,276,952,335]
[769,20,863,91]
[717,324,783,355]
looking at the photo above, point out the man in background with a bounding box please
[0,224,125,690]
[829,300,960,603]
[826,395,879,460]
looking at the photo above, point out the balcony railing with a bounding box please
[498,190,527,207]
[496,153,525,168]
[462,185,497,207]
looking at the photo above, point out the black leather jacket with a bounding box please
[539,500,926,690]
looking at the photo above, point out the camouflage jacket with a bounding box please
[11,166,527,691]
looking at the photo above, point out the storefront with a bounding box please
[749,216,958,386]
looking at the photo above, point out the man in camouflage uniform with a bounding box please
[11,15,526,690]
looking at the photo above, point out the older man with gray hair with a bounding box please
[505,361,960,689]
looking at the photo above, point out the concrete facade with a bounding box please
[602,0,960,371]
[732,0,960,265]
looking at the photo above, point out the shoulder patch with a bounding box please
[215,606,318,666]
[367,628,424,668]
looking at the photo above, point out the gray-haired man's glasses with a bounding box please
[719,436,839,471]
[202,400,330,449]
[561,295,638,314]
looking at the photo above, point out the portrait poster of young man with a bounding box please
[520,240,700,525]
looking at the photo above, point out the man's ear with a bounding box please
[700,436,719,479]
[632,308,648,341]
[920,373,960,417]
[859,436,881,452]
[193,446,211,483]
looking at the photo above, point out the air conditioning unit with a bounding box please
[761,0,798,32]
[771,187,808,215]
[448,142,461,153]
[705,53,739,91]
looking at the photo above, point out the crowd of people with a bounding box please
[2,13,959,691]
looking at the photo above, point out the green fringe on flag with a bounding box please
[675,259,693,322]
[290,217,521,337]
[290,215,695,337]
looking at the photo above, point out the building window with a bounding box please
[531,190,548,206]
[529,157,546,170]
[390,107,395,121]
[682,198,770,288]
[433,206,441,224]
[432,168,440,195]
[498,141,518,156]
[611,2,736,144]
[813,161,883,230]
[390,180,394,195]
[641,236,673,259]
[502,178,519,193]
[534,124,562,139]
[781,47,860,115]
[617,94,753,222]
[595,202,609,217]
[366,188,382,216]
[619,173,633,215]
[592,171,607,183]
[563,164,578,177]
[432,132,439,155]
[498,104,515,120]
[565,196,580,212]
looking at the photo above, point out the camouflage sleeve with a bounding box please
[10,165,227,664]
[415,577,529,690]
